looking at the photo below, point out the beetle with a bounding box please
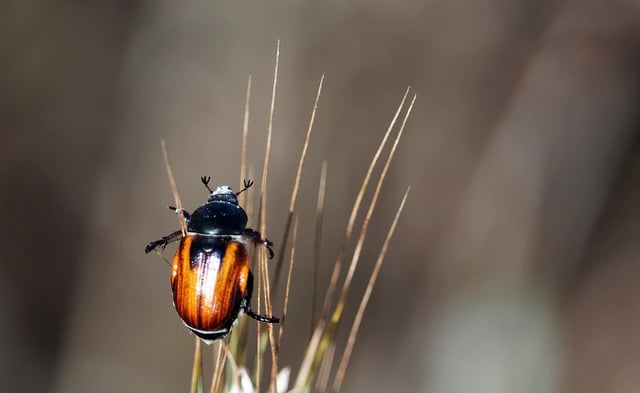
[145,176,279,343]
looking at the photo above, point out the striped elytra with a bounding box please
[171,234,249,338]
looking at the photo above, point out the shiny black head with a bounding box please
[187,185,248,235]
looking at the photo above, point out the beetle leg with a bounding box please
[144,230,183,253]
[244,228,274,259]
[168,206,191,223]
[246,307,280,323]
[244,271,279,323]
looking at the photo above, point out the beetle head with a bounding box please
[207,185,239,205]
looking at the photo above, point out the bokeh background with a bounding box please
[2,1,639,392]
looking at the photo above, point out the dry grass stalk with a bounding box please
[311,160,328,334]
[333,93,416,321]
[277,215,299,350]
[332,187,411,392]
[155,46,413,393]
[318,87,410,323]
[161,139,187,236]
[209,341,226,393]
[293,88,412,391]
[272,74,325,295]
[238,75,252,206]
[189,338,203,393]
[260,39,281,393]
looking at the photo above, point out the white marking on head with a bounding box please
[212,185,233,195]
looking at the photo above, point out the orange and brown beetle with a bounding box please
[145,177,279,342]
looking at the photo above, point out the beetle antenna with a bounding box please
[235,179,254,196]
[201,176,213,193]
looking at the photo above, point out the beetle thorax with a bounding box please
[187,200,248,235]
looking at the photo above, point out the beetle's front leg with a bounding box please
[168,206,191,223]
[144,206,192,253]
[145,230,183,254]
[244,228,274,259]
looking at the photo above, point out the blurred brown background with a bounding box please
[2,1,639,392]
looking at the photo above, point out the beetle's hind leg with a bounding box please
[244,271,279,323]
[144,230,183,253]
[246,307,280,323]
[244,228,274,259]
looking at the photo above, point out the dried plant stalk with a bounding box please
[161,139,187,236]
[332,187,411,392]
[273,74,325,294]
[190,337,203,393]
[319,87,410,321]
[294,88,412,392]
[238,75,252,206]
[311,160,328,334]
